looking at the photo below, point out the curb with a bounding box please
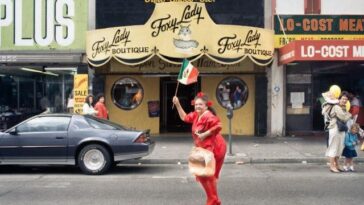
[120,157,364,165]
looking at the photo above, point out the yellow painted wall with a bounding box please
[105,75,160,134]
[202,75,255,135]
[104,58,257,136]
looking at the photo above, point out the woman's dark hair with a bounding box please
[85,94,94,106]
[194,94,217,116]
[339,91,349,99]
[96,93,105,102]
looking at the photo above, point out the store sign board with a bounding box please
[279,40,364,65]
[86,2,274,66]
[0,0,87,50]
[73,74,88,114]
[274,15,364,48]
[105,56,257,74]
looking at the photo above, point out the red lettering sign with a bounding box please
[279,40,364,64]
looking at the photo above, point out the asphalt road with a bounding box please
[0,163,363,205]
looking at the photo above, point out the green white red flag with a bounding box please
[177,59,199,85]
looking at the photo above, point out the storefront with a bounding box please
[279,40,364,133]
[87,2,274,135]
[0,0,88,130]
[274,14,364,135]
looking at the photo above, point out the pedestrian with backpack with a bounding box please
[322,90,352,173]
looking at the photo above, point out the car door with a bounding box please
[0,130,21,162]
[15,116,70,163]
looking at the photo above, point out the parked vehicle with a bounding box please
[0,114,155,175]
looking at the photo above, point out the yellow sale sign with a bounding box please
[73,74,88,114]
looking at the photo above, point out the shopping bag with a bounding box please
[336,119,348,132]
[361,142,364,151]
[188,147,215,177]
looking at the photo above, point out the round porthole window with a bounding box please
[112,78,144,110]
[216,77,249,110]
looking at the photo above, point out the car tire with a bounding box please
[78,144,111,175]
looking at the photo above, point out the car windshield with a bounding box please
[84,116,127,130]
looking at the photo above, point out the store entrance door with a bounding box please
[160,77,200,133]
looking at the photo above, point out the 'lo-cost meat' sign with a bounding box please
[279,40,364,64]
[302,45,355,58]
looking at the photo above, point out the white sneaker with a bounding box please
[349,166,355,172]
[343,166,349,172]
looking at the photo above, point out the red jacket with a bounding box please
[94,102,108,119]
[184,110,227,179]
[184,111,226,157]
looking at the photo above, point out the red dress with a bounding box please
[94,102,108,119]
[184,111,226,179]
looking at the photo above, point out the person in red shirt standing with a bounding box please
[173,92,226,205]
[94,94,108,120]
[348,92,360,123]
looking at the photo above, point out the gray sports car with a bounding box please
[0,114,155,175]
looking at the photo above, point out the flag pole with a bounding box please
[172,81,180,109]
[172,58,185,109]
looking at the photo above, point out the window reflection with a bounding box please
[0,68,75,130]
[17,117,71,132]
[112,78,144,110]
[216,77,249,110]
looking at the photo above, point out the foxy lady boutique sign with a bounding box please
[86,2,274,66]
[0,0,87,50]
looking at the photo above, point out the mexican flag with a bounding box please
[177,59,199,85]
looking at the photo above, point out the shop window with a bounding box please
[112,78,144,110]
[0,68,74,130]
[216,77,249,110]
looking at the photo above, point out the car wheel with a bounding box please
[78,144,111,175]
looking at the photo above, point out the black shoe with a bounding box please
[330,168,340,173]
[337,168,344,172]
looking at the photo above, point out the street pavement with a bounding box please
[136,134,364,165]
[0,164,363,205]
[1,134,363,205]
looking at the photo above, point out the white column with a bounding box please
[267,53,286,137]
[88,0,96,30]
[87,0,96,94]
[265,0,286,137]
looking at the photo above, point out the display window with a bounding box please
[216,77,249,110]
[0,67,75,130]
[112,78,144,110]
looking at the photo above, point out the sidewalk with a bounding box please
[131,134,364,165]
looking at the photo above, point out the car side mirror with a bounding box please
[9,128,18,135]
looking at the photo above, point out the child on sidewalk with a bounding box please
[342,123,361,172]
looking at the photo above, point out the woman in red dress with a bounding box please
[173,92,226,205]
